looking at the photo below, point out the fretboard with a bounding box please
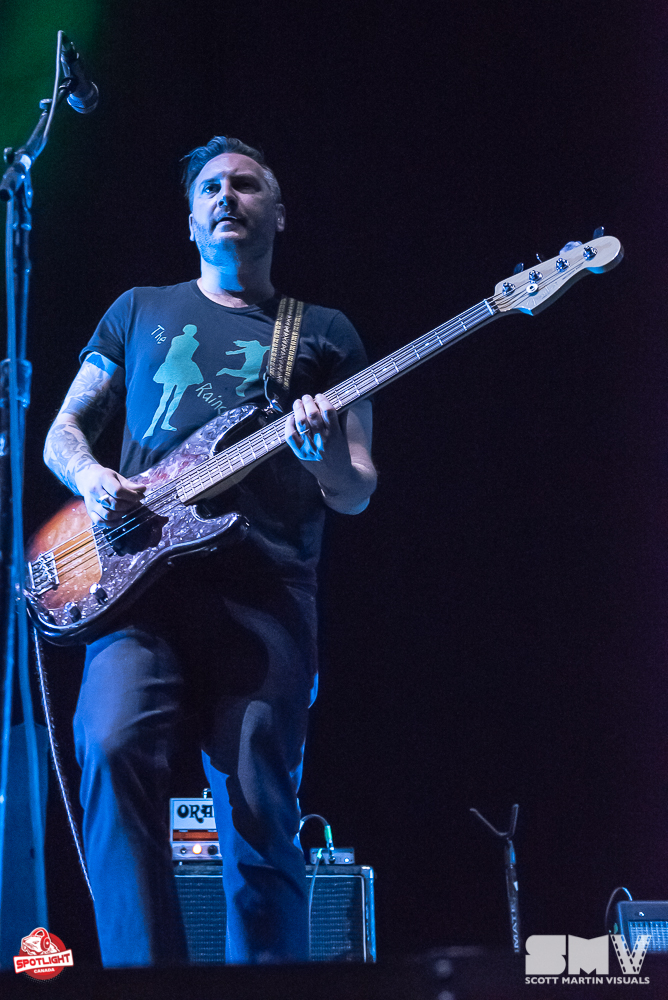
[176,296,500,503]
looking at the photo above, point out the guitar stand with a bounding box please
[470,803,521,954]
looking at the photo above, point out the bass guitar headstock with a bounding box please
[493,235,624,316]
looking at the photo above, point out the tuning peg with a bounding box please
[535,253,543,263]
[559,240,583,254]
[513,262,524,275]
[593,226,604,239]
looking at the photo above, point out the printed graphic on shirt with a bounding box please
[143,324,203,439]
[216,340,270,398]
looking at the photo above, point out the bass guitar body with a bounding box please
[25,404,259,646]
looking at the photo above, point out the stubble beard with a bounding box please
[190,217,241,267]
[191,217,271,268]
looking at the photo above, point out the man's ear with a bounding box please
[276,204,286,233]
[188,214,195,242]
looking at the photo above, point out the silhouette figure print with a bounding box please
[143,324,203,438]
[216,340,270,397]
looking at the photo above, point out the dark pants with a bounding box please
[72,557,318,967]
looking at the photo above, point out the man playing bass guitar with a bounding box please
[43,136,377,967]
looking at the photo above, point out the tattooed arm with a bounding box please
[44,353,145,524]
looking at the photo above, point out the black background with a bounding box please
[9,0,668,964]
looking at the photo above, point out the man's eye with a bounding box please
[203,183,218,194]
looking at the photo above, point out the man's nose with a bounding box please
[218,180,236,208]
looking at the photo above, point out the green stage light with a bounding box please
[0,2,100,149]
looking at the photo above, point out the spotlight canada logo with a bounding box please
[13,927,73,981]
[525,933,651,986]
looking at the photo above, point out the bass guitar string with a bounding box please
[49,300,514,569]
[55,259,585,561]
[52,510,159,576]
[42,264,585,579]
[173,299,498,499]
[50,483,181,563]
[50,415,285,564]
[51,296,498,565]
[96,304,492,540]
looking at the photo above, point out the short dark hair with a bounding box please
[181,136,282,209]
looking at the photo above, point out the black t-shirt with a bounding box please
[81,280,368,586]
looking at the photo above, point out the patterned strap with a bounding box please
[263,296,304,413]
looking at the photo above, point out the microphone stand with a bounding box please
[470,803,521,954]
[0,56,78,940]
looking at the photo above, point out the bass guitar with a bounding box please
[26,235,623,644]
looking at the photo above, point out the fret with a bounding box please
[250,432,274,456]
[177,419,288,502]
[342,383,363,401]
[326,383,359,409]
[271,420,288,443]
[208,456,229,481]
[221,448,244,472]
[403,345,422,365]
[373,358,400,377]
[326,386,343,408]
[191,465,215,487]
[239,439,259,462]
[416,339,437,355]
[178,466,214,502]
[261,423,285,449]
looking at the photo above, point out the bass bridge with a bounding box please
[27,550,59,596]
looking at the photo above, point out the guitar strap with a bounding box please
[263,295,304,413]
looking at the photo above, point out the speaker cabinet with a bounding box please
[616,900,668,952]
[174,861,376,963]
